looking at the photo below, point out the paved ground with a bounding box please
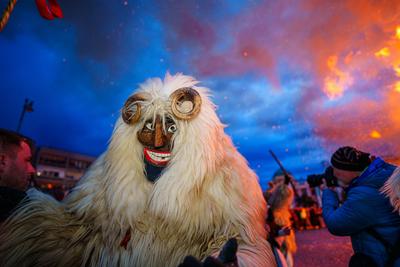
[293,228,353,267]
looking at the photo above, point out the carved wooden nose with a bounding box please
[153,119,165,148]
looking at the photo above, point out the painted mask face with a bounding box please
[121,87,202,182]
[137,115,177,182]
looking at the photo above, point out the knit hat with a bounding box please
[331,146,372,172]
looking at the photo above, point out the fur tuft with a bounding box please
[381,167,400,214]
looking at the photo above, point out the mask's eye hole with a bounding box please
[145,122,154,131]
[167,124,177,133]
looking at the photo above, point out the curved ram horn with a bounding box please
[122,93,147,124]
[170,87,202,120]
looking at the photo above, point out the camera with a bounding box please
[307,166,338,188]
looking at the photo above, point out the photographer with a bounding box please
[320,146,400,267]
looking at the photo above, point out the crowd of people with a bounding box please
[263,146,400,267]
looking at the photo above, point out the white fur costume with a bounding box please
[382,167,400,214]
[0,73,275,267]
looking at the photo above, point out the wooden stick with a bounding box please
[0,0,17,32]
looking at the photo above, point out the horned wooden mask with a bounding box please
[122,87,202,124]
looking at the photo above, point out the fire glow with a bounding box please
[308,19,400,156]
[370,130,382,139]
[375,47,390,58]
[395,82,400,93]
[204,4,400,157]
[323,56,352,100]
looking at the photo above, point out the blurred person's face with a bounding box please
[332,167,361,188]
[0,141,35,191]
[273,175,285,185]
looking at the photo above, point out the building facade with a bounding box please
[34,147,96,199]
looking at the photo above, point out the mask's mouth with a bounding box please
[143,148,171,166]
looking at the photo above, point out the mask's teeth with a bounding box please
[146,149,171,163]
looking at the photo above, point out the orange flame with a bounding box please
[379,27,400,94]
[394,66,400,77]
[375,47,390,58]
[396,26,400,40]
[395,82,400,93]
[370,130,382,139]
[323,56,352,99]
[324,80,343,99]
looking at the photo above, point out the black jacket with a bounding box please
[0,186,26,222]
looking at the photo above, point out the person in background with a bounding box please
[0,128,35,222]
[265,175,297,267]
[309,203,324,229]
[322,146,400,267]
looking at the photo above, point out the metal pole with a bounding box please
[269,149,300,198]
[16,99,27,133]
[16,98,33,133]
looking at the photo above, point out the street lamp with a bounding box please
[16,98,34,133]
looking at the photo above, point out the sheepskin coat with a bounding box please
[0,73,276,267]
[382,166,400,215]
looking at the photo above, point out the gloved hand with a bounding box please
[178,238,238,267]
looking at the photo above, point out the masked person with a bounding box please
[0,129,35,222]
[322,146,400,267]
[0,74,276,267]
[265,173,297,267]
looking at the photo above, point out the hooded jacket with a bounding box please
[322,158,400,267]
